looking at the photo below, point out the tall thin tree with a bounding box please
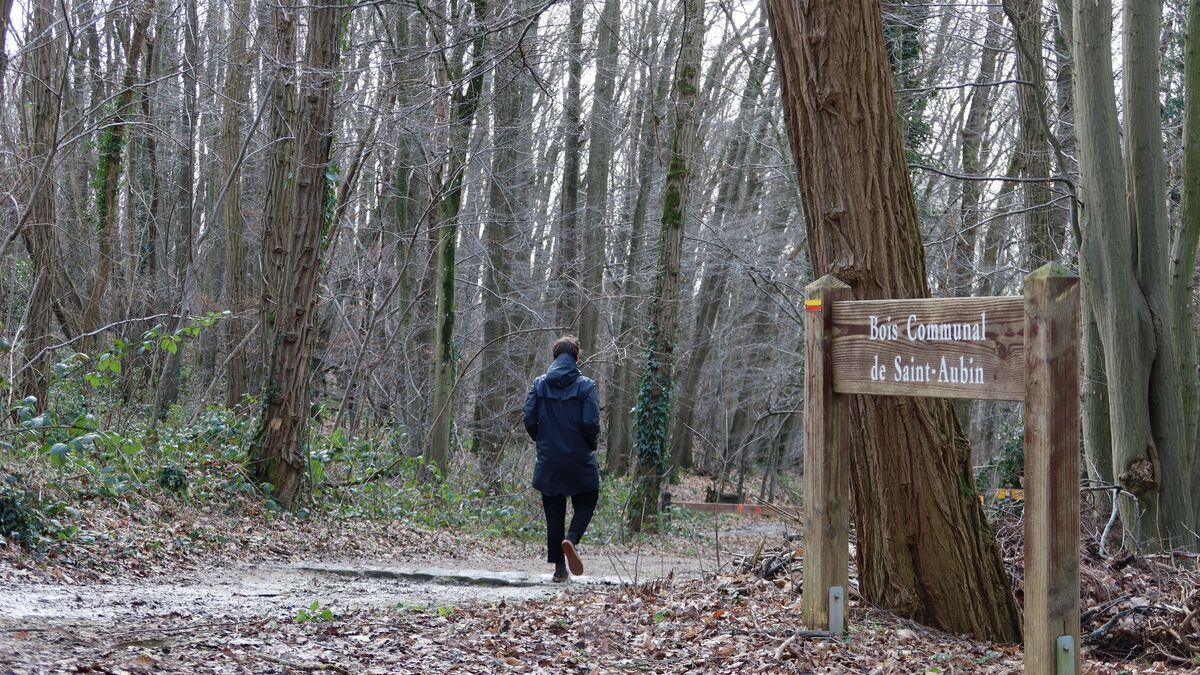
[627,0,704,532]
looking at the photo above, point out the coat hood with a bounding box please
[545,353,581,388]
[537,353,589,400]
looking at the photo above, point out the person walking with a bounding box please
[523,335,601,582]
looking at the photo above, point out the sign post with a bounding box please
[802,264,1080,675]
[801,275,851,632]
[1023,264,1081,674]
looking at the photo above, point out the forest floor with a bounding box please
[0,487,1193,673]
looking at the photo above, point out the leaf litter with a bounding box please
[1,495,1198,673]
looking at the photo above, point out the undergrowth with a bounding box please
[0,317,704,556]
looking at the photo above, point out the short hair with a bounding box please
[552,335,580,360]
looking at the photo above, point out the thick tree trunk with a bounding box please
[250,0,345,507]
[764,0,1021,640]
[260,0,297,352]
[628,0,703,533]
[1172,0,1200,521]
[1073,0,1194,549]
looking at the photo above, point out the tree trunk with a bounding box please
[424,0,488,474]
[1073,0,1194,549]
[952,8,1004,449]
[1172,0,1200,521]
[79,0,154,352]
[883,0,932,153]
[627,0,703,533]
[951,8,1002,298]
[577,0,621,356]
[669,25,770,473]
[153,0,198,419]
[260,0,298,353]
[473,0,533,484]
[1006,0,1060,267]
[605,0,678,476]
[250,0,346,507]
[764,0,1021,640]
[16,0,61,405]
[552,0,585,329]
[220,0,252,407]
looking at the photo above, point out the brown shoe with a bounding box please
[551,572,569,583]
[561,539,583,576]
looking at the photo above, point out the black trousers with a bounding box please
[541,490,599,564]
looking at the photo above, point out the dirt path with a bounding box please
[0,516,791,672]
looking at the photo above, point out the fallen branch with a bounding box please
[1088,606,1157,642]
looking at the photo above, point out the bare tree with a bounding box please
[628,0,704,532]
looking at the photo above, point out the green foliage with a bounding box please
[89,122,124,232]
[0,475,40,547]
[631,327,672,469]
[0,304,689,552]
[158,464,188,494]
[975,420,1024,492]
[294,600,335,622]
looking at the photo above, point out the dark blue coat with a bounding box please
[524,354,601,496]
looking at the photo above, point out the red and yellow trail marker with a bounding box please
[804,298,823,312]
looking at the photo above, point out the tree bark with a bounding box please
[628,0,703,533]
[79,0,154,352]
[250,0,346,507]
[220,0,252,407]
[577,0,621,357]
[951,9,1002,299]
[1171,0,1200,521]
[1005,0,1060,267]
[260,0,298,352]
[605,0,678,476]
[1073,0,1194,549]
[669,25,770,473]
[425,0,488,473]
[16,0,61,405]
[764,0,1021,640]
[474,0,534,484]
[552,0,585,329]
[153,0,198,419]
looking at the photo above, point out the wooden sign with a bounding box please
[829,297,1025,401]
[802,265,1081,675]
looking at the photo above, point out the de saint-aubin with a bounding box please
[867,313,987,385]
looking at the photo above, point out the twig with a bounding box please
[1081,595,1131,627]
[1087,606,1157,642]
[774,632,798,660]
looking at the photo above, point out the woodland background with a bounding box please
[2,0,1200,655]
